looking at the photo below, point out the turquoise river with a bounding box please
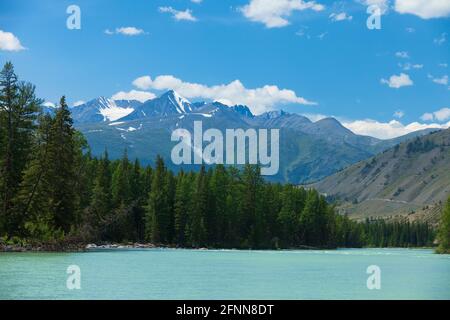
[0,248,449,299]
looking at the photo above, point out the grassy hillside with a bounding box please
[311,129,450,223]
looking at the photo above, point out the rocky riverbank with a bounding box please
[84,243,159,250]
[0,240,168,252]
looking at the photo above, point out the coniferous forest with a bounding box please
[0,62,443,250]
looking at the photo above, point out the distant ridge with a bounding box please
[311,128,450,223]
[69,90,442,184]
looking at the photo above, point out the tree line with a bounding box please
[437,197,450,254]
[0,62,444,250]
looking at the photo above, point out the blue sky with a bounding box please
[0,0,449,138]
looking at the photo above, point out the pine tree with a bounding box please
[437,197,450,254]
[239,165,264,248]
[13,114,54,238]
[111,150,131,207]
[44,96,80,233]
[130,158,146,241]
[188,165,207,247]
[174,170,192,245]
[0,62,40,235]
[145,156,169,243]
[223,167,240,247]
[207,165,228,246]
[300,190,322,246]
[278,185,300,247]
[90,152,112,224]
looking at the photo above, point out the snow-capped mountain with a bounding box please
[70,97,142,123]
[168,90,192,113]
[71,89,438,183]
[118,90,194,121]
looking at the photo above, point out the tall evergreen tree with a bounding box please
[145,156,169,243]
[437,197,450,254]
[174,170,192,245]
[207,165,228,246]
[187,165,208,247]
[111,150,131,207]
[90,151,112,226]
[0,62,40,235]
[47,96,79,233]
[13,114,54,238]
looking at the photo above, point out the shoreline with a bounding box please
[0,241,438,253]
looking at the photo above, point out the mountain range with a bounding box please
[310,128,450,224]
[54,90,438,184]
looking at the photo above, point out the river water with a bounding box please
[0,248,449,299]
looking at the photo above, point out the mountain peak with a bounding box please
[316,117,340,124]
[315,117,349,130]
[231,104,254,118]
[161,90,192,113]
[258,110,288,119]
[70,96,137,123]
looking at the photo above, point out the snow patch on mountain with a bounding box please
[97,97,134,122]
[109,121,126,126]
[168,90,192,114]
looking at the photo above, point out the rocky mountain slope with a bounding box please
[68,90,438,183]
[311,129,450,222]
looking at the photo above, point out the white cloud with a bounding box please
[430,75,449,85]
[191,0,203,3]
[395,0,450,19]
[405,27,415,33]
[0,30,26,51]
[358,0,390,14]
[433,108,450,121]
[395,51,409,59]
[42,101,56,108]
[434,33,447,45]
[393,110,404,118]
[132,76,153,90]
[439,63,448,68]
[381,73,413,88]
[131,74,316,114]
[302,110,449,139]
[343,119,449,139]
[239,0,325,28]
[420,113,434,121]
[301,113,328,122]
[105,27,146,36]
[73,100,85,107]
[421,107,450,122]
[329,12,353,22]
[111,90,156,103]
[159,7,197,21]
[399,62,423,71]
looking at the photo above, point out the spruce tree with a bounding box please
[278,185,300,247]
[48,96,79,233]
[208,165,228,246]
[0,63,40,235]
[145,156,168,243]
[188,165,207,247]
[437,197,450,254]
[90,152,112,225]
[13,114,54,238]
[174,170,192,245]
[111,150,131,207]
